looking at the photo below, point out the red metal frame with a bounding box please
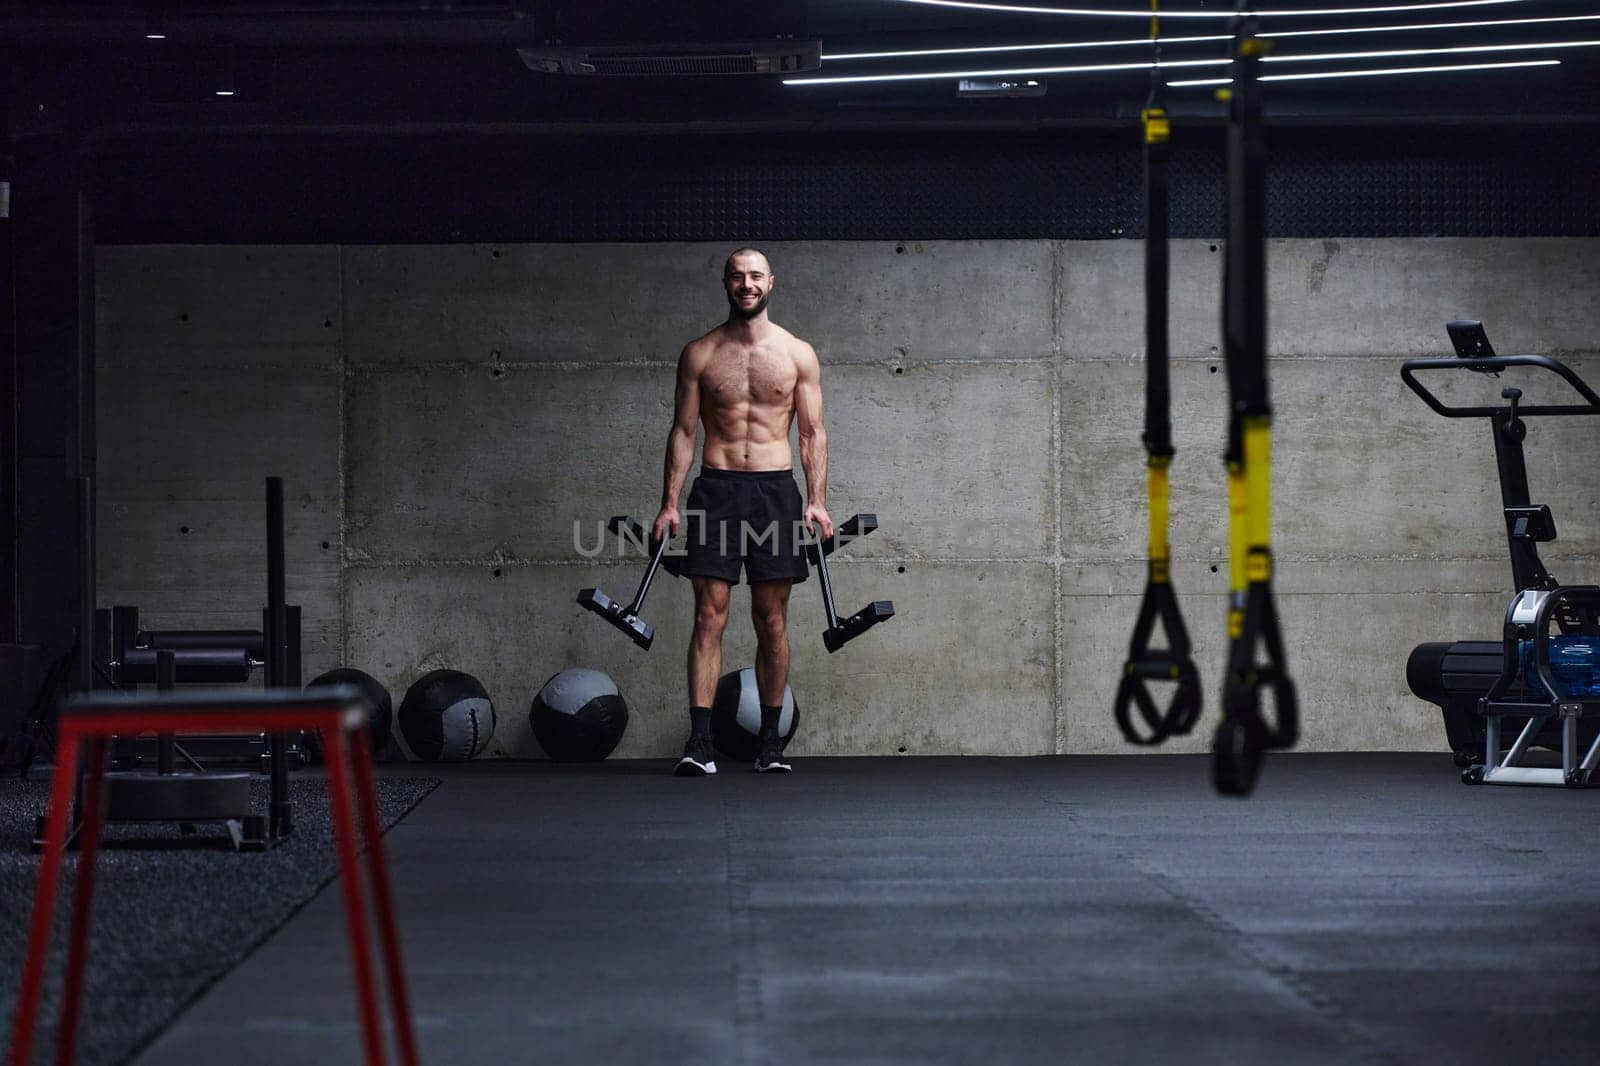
[7,697,419,1066]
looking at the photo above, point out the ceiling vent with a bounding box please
[518,40,821,76]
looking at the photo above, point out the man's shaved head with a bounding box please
[722,247,774,321]
[723,247,771,277]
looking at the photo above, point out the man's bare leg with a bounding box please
[750,579,794,771]
[677,577,730,776]
[750,579,792,705]
[690,577,731,705]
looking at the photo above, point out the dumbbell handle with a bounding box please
[808,531,842,631]
[608,516,688,579]
[626,535,671,616]
[815,513,878,558]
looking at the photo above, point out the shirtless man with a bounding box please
[651,248,833,776]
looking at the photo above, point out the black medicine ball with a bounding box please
[531,668,629,762]
[710,668,798,762]
[305,668,393,759]
[398,669,496,762]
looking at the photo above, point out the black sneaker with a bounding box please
[755,731,792,773]
[674,735,717,776]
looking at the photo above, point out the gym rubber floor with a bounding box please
[124,754,1598,1066]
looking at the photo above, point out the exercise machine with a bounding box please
[1402,320,1600,786]
[34,476,308,850]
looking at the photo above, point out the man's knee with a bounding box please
[753,604,788,646]
[694,598,730,640]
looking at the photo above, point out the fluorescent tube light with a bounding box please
[789,38,1591,86]
[1168,58,1559,86]
[820,15,1600,63]
[786,57,1226,86]
[824,35,1229,62]
[884,0,1535,20]
[1268,13,1600,39]
[1267,38,1600,64]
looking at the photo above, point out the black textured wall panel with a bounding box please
[94,123,1599,244]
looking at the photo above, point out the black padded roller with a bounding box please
[119,647,253,684]
[138,629,266,657]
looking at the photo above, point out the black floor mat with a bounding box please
[0,773,438,1066]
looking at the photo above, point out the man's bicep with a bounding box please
[795,345,824,431]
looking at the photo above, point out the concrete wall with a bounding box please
[96,239,1600,757]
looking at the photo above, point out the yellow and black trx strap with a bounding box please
[1212,7,1298,795]
[1115,0,1202,747]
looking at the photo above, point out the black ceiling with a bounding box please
[4,0,1598,146]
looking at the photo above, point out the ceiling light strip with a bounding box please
[885,0,1536,20]
[824,35,1229,61]
[788,37,1592,86]
[786,57,1227,86]
[1268,12,1600,39]
[1168,57,1559,85]
[821,14,1600,63]
[1267,38,1600,63]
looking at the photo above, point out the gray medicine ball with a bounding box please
[305,668,393,758]
[711,668,799,762]
[398,669,495,762]
[530,668,629,762]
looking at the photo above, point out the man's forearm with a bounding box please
[799,429,828,506]
[661,428,695,507]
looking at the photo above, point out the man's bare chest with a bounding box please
[701,348,797,405]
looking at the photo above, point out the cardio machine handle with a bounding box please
[1401,354,1600,419]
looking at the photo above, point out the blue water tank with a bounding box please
[1519,636,1600,698]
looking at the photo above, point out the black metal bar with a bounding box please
[808,535,842,632]
[110,606,137,689]
[77,172,96,612]
[265,477,291,839]
[0,152,15,646]
[156,649,175,775]
[625,537,670,616]
[93,609,110,682]
[109,605,137,771]
[72,480,95,833]
[266,478,286,686]
[1489,401,1554,593]
[75,478,93,693]
[13,126,92,678]
[286,606,302,686]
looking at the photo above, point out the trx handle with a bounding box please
[1115,454,1202,745]
[1116,0,1201,747]
[1115,536,1203,746]
[1212,11,1297,797]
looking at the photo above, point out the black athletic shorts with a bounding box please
[682,467,810,585]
